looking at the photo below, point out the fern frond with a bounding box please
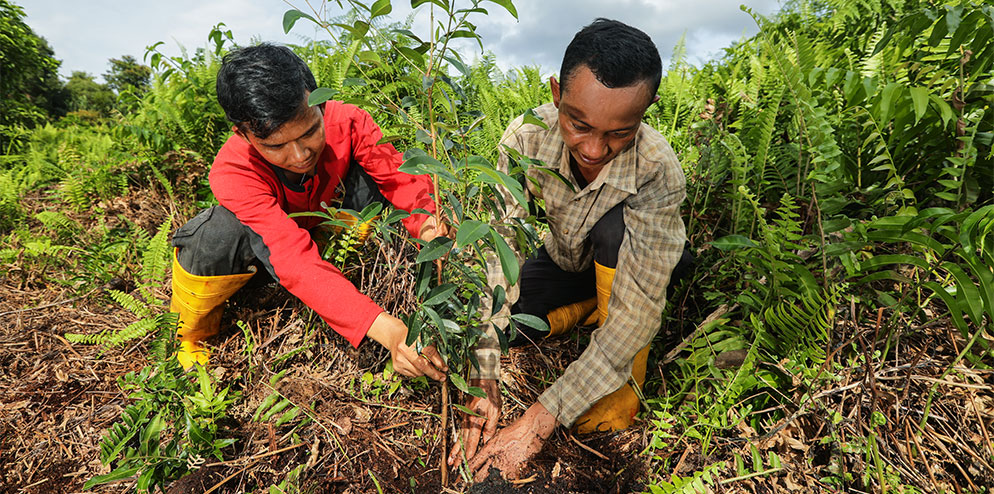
[104,318,160,347]
[758,284,845,362]
[98,404,149,464]
[108,289,153,319]
[139,217,174,305]
[65,330,112,345]
[34,211,79,238]
[59,174,90,211]
[860,25,888,78]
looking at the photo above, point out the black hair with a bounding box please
[559,19,661,101]
[216,43,318,139]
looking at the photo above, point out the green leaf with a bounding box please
[139,413,165,455]
[490,231,519,285]
[929,93,954,126]
[924,281,972,338]
[454,404,483,417]
[376,135,403,146]
[411,0,449,11]
[946,263,983,325]
[455,219,489,247]
[83,465,141,490]
[358,51,382,64]
[910,87,928,123]
[485,0,518,19]
[859,253,931,272]
[466,386,487,398]
[424,283,458,306]
[711,235,758,250]
[422,306,448,347]
[397,46,425,67]
[308,88,337,107]
[443,54,471,78]
[400,154,458,183]
[521,108,548,129]
[450,373,469,393]
[384,208,410,225]
[467,162,527,209]
[878,82,903,124]
[491,285,506,318]
[370,0,393,18]
[405,314,423,346]
[283,9,317,33]
[511,313,549,333]
[416,237,453,263]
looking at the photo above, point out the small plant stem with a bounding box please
[440,378,450,486]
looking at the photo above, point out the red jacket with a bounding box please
[210,100,435,347]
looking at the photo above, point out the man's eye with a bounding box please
[572,123,589,131]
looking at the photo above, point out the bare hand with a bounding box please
[447,378,501,467]
[418,216,455,242]
[366,312,447,381]
[468,401,558,481]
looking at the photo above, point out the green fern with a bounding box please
[649,461,726,494]
[757,284,844,363]
[108,289,153,319]
[64,217,175,348]
[59,174,90,210]
[97,404,149,465]
[253,370,307,428]
[139,218,173,304]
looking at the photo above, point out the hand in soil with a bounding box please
[468,401,558,481]
[448,378,501,467]
[367,312,447,380]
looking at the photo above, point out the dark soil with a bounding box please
[3,176,994,493]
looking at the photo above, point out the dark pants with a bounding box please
[172,163,386,279]
[510,203,693,342]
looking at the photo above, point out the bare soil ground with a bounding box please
[2,183,994,493]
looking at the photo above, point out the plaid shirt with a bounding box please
[471,103,687,427]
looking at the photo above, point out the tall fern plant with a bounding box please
[65,217,177,348]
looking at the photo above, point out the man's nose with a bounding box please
[290,141,309,162]
[581,135,608,160]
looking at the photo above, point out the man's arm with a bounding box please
[538,149,686,427]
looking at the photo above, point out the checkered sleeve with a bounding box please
[469,115,532,380]
[538,148,686,426]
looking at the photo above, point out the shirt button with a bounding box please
[564,229,569,234]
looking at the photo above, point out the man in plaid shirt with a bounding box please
[447,19,689,480]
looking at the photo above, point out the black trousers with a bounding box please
[510,203,693,341]
[171,163,387,279]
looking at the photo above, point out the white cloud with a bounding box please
[20,0,782,82]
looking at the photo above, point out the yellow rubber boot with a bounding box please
[170,248,255,370]
[546,297,597,337]
[575,262,650,433]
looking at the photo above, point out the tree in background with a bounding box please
[64,71,116,119]
[0,0,69,131]
[104,55,151,96]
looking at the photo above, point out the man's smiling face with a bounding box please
[551,64,654,179]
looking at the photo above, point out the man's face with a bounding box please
[236,100,325,178]
[551,65,655,177]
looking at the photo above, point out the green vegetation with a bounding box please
[1,0,992,492]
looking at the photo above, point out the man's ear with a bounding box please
[550,76,561,108]
[232,124,251,144]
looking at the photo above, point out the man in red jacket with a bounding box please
[169,43,447,381]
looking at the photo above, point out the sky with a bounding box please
[20,0,782,83]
